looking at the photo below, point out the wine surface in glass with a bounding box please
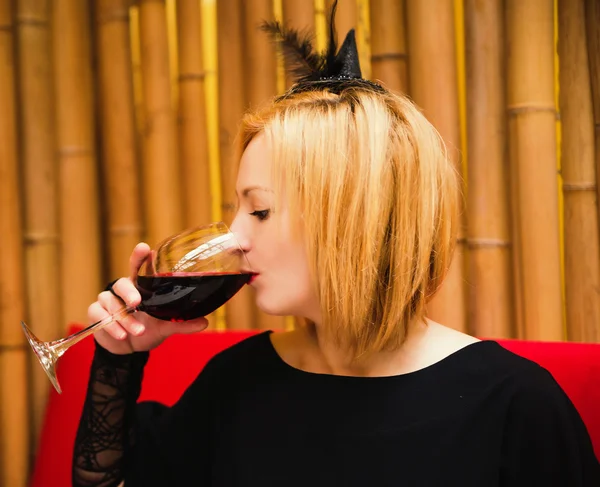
[136,272,252,321]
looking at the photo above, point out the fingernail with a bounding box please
[118,331,127,339]
[133,324,145,335]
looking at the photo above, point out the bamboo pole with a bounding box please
[54,0,103,326]
[507,14,525,341]
[454,0,468,179]
[16,0,61,450]
[356,0,371,80]
[217,0,254,329]
[506,0,563,340]
[138,0,182,246]
[166,0,179,109]
[200,0,227,330]
[405,0,466,333]
[558,0,600,342]
[201,0,222,226]
[216,0,244,227]
[585,0,600,235]
[176,0,212,228]
[281,0,315,89]
[130,5,145,146]
[0,5,29,486]
[282,0,315,32]
[243,0,277,108]
[464,0,513,339]
[241,0,285,331]
[95,0,143,279]
[314,0,327,52]
[273,0,286,95]
[326,0,357,46]
[177,0,220,327]
[370,0,407,93]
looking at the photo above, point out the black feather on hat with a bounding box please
[260,0,385,97]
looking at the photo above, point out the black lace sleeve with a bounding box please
[72,342,149,487]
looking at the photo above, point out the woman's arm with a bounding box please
[72,342,149,487]
[73,339,223,487]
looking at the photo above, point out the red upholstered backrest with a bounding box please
[29,327,600,487]
[29,326,259,487]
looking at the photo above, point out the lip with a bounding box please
[242,270,258,284]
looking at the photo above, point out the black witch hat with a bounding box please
[260,0,385,97]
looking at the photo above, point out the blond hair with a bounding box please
[239,87,460,357]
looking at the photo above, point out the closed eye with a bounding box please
[250,210,270,221]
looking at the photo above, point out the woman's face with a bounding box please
[230,133,320,322]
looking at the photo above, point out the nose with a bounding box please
[229,215,251,254]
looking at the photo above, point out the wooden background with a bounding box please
[1,0,599,485]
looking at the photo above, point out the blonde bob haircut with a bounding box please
[239,86,460,357]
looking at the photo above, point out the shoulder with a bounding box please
[496,349,573,415]
[477,339,562,393]
[491,346,600,483]
[200,331,275,377]
[421,321,549,385]
[451,340,596,451]
[459,338,562,395]
[175,331,275,403]
[467,340,584,428]
[427,322,554,381]
[428,326,565,405]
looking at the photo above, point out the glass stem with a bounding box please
[49,305,138,357]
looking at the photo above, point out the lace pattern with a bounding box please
[72,343,149,487]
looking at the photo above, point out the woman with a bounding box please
[72,4,600,486]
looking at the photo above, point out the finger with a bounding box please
[158,317,209,339]
[98,291,146,337]
[129,242,151,280]
[111,277,141,308]
[88,301,128,340]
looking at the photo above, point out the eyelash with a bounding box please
[250,210,270,221]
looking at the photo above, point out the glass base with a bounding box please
[21,321,62,394]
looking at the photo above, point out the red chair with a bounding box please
[29,326,600,487]
[29,326,258,487]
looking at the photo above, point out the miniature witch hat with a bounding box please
[260,0,384,95]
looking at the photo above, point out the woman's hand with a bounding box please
[89,243,209,354]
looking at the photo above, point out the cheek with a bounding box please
[265,237,312,290]
[252,232,317,316]
[279,245,313,297]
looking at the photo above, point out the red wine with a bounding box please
[136,272,253,322]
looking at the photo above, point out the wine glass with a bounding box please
[21,221,252,394]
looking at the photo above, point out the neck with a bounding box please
[292,317,431,377]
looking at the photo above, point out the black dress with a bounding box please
[72,331,600,487]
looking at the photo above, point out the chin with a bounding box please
[256,301,291,317]
[255,293,295,317]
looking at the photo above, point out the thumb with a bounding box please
[160,318,209,338]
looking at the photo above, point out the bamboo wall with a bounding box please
[1,0,599,485]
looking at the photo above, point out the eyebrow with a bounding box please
[240,185,272,197]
